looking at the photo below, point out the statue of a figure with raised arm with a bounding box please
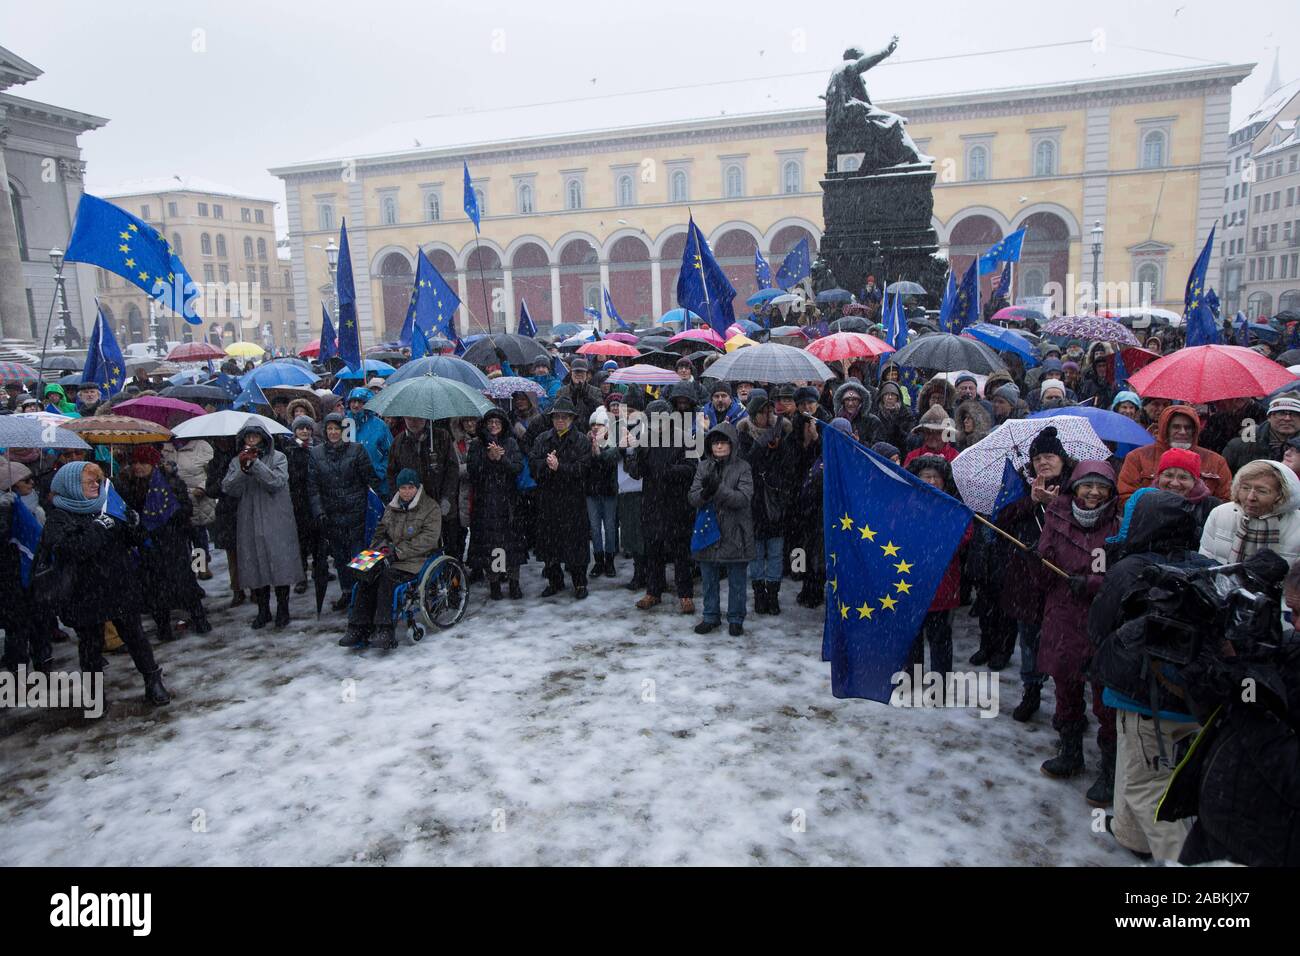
[824,35,932,173]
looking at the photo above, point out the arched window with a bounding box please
[518,183,534,214]
[782,160,802,194]
[243,236,254,258]
[1034,140,1056,177]
[427,194,441,221]
[967,145,989,181]
[566,179,583,210]
[318,204,334,231]
[215,234,227,257]
[200,233,212,255]
[1136,262,1161,304]
[382,196,397,225]
[724,164,743,198]
[1020,267,1046,298]
[1141,130,1167,169]
[670,170,689,203]
[617,175,634,206]
[257,237,267,260]
[171,232,182,257]
[473,188,486,217]
[1247,291,1273,317]
[9,182,27,260]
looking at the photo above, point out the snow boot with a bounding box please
[604,552,617,578]
[1085,739,1117,808]
[229,590,246,609]
[768,582,782,616]
[338,625,368,648]
[250,588,273,630]
[142,669,171,706]
[636,593,661,610]
[294,579,308,595]
[371,624,397,650]
[752,582,767,615]
[331,593,351,613]
[968,646,990,666]
[1040,721,1087,778]
[626,557,646,591]
[1012,684,1041,722]
[541,567,565,597]
[273,586,291,630]
[694,620,720,634]
[154,614,176,643]
[190,605,213,635]
[490,578,504,600]
[573,571,588,600]
[591,553,605,578]
[728,622,743,637]
[508,574,523,600]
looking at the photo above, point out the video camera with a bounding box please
[1124,550,1288,666]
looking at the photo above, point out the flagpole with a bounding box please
[471,231,494,337]
[688,210,711,331]
[972,513,1068,577]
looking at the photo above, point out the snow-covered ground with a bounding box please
[0,553,1132,866]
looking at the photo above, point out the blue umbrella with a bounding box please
[1027,406,1154,457]
[549,323,583,339]
[267,356,315,372]
[385,355,490,389]
[239,363,319,391]
[336,359,398,381]
[746,289,785,307]
[657,308,700,327]
[56,372,83,387]
[815,288,853,305]
[963,323,1040,368]
[732,319,762,334]
[168,368,208,386]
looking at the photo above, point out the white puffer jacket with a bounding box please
[164,439,215,526]
[1199,460,1300,565]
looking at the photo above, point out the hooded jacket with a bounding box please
[687,421,755,563]
[832,380,881,445]
[1199,459,1300,566]
[466,408,526,569]
[953,398,993,451]
[737,410,793,539]
[345,387,393,496]
[1117,405,1233,504]
[918,376,956,415]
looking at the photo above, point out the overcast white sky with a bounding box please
[3,0,1297,235]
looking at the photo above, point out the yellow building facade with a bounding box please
[272,62,1250,343]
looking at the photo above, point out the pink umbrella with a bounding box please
[577,340,640,358]
[604,332,639,345]
[114,396,208,429]
[606,364,682,386]
[668,328,726,349]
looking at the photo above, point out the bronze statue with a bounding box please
[824,36,931,173]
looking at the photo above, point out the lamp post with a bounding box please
[1090,220,1104,314]
[325,238,339,320]
[49,247,72,348]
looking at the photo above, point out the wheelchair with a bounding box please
[358,550,470,643]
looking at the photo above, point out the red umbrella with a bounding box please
[299,339,321,358]
[114,396,208,429]
[805,332,895,363]
[167,341,226,362]
[1127,345,1297,403]
[577,340,639,358]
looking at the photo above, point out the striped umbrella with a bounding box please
[64,415,173,445]
[0,361,40,386]
[606,364,681,386]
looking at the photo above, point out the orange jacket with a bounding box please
[1116,405,1232,504]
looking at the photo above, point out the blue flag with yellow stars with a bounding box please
[977,227,1026,276]
[463,162,480,232]
[755,249,773,290]
[319,303,337,364]
[604,287,630,330]
[400,248,461,348]
[821,425,972,702]
[952,259,980,333]
[775,237,811,290]
[80,304,127,397]
[65,194,202,323]
[1182,225,1219,348]
[936,269,957,333]
[518,299,538,338]
[677,215,736,337]
[335,219,362,370]
[410,322,430,359]
[991,262,1011,304]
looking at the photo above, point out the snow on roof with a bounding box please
[277,45,1245,170]
[103,174,274,203]
[1232,77,1300,134]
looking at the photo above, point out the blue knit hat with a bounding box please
[395,468,420,489]
[1110,390,1140,411]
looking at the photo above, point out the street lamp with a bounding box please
[1090,220,1104,314]
[325,239,339,320]
[49,247,72,348]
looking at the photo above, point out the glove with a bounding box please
[126,507,141,528]
[94,513,116,531]
[440,498,451,516]
[1067,574,1090,599]
[700,467,721,500]
[0,491,14,509]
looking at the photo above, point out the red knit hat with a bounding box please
[1157,448,1200,475]
[132,445,162,467]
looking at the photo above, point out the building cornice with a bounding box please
[0,93,107,133]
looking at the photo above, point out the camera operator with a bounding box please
[1088,488,1212,861]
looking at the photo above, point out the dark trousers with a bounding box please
[646,542,692,599]
[324,524,365,597]
[2,612,55,672]
[976,602,1017,659]
[348,567,416,633]
[912,610,954,677]
[1050,668,1116,748]
[75,615,158,677]
[543,560,587,588]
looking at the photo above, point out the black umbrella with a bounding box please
[636,350,680,370]
[460,333,550,370]
[889,333,1007,373]
[1278,349,1300,366]
[159,384,235,404]
[665,338,722,354]
[1273,310,1300,324]
[638,337,671,351]
[634,325,675,339]
[829,316,870,334]
[41,356,82,372]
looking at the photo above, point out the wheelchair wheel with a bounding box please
[416,555,469,630]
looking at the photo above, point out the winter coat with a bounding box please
[206,444,241,551]
[387,425,458,515]
[932,524,974,612]
[1198,460,1300,565]
[508,392,545,454]
[624,410,696,551]
[1031,463,1120,677]
[785,414,825,567]
[874,402,916,452]
[308,437,375,536]
[466,413,527,569]
[995,466,1068,625]
[1198,400,1267,455]
[0,492,44,627]
[584,426,619,498]
[222,426,302,588]
[738,415,793,539]
[1117,405,1233,504]
[954,399,993,452]
[113,466,203,613]
[346,408,393,496]
[284,436,318,545]
[1222,421,1293,474]
[688,422,755,563]
[528,423,592,566]
[701,399,748,429]
[918,377,956,415]
[903,443,957,467]
[554,382,604,430]
[37,505,144,629]
[163,439,215,526]
[832,380,882,444]
[451,422,474,529]
[370,487,442,575]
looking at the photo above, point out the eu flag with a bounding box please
[65,194,202,323]
[81,304,127,397]
[364,488,384,543]
[952,260,980,333]
[978,228,1026,276]
[1182,225,1219,348]
[992,262,1011,303]
[335,219,362,371]
[463,162,481,232]
[1233,310,1249,346]
[518,299,538,338]
[319,303,337,364]
[775,237,811,290]
[1205,287,1221,320]
[936,269,957,333]
[410,322,431,359]
[883,289,908,350]
[821,425,972,701]
[991,459,1027,518]
[9,494,42,587]
[755,249,773,290]
[677,216,736,337]
[102,483,130,522]
[604,288,630,330]
[401,248,461,349]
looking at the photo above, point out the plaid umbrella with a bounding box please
[701,342,835,384]
[0,415,91,451]
[64,415,173,445]
[606,364,681,386]
[1042,316,1139,345]
[484,376,546,399]
[952,416,1111,515]
[0,361,40,385]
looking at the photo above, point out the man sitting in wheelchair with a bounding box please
[340,468,441,650]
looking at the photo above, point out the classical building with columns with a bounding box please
[0,45,107,352]
[271,59,1250,342]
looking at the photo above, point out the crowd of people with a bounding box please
[2,322,1299,866]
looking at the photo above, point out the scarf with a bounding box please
[141,467,181,532]
[1232,510,1282,562]
[51,461,106,514]
[1071,500,1109,528]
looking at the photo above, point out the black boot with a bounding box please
[338,624,369,647]
[1041,721,1087,778]
[626,557,646,591]
[591,553,605,578]
[508,574,523,600]
[274,586,291,629]
[143,669,171,706]
[190,605,212,635]
[573,571,588,600]
[1012,684,1041,722]
[1086,739,1118,807]
[372,623,397,650]
[331,592,351,613]
[768,581,782,615]
[752,582,769,615]
[968,645,990,666]
[154,613,176,643]
[250,587,272,629]
[604,552,617,578]
[490,578,504,600]
[541,570,564,598]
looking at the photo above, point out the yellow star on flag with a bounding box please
[124,258,135,268]
[839,602,849,620]
[119,231,130,240]
[878,595,899,611]
[830,552,837,564]
[138,271,149,282]
[881,541,900,557]
[829,577,838,593]
[894,559,912,574]
[856,602,874,620]
[128,223,138,232]
[118,244,129,253]
[894,580,912,594]
[839,513,854,531]
[859,522,876,541]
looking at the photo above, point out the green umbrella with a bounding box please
[364,374,492,420]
